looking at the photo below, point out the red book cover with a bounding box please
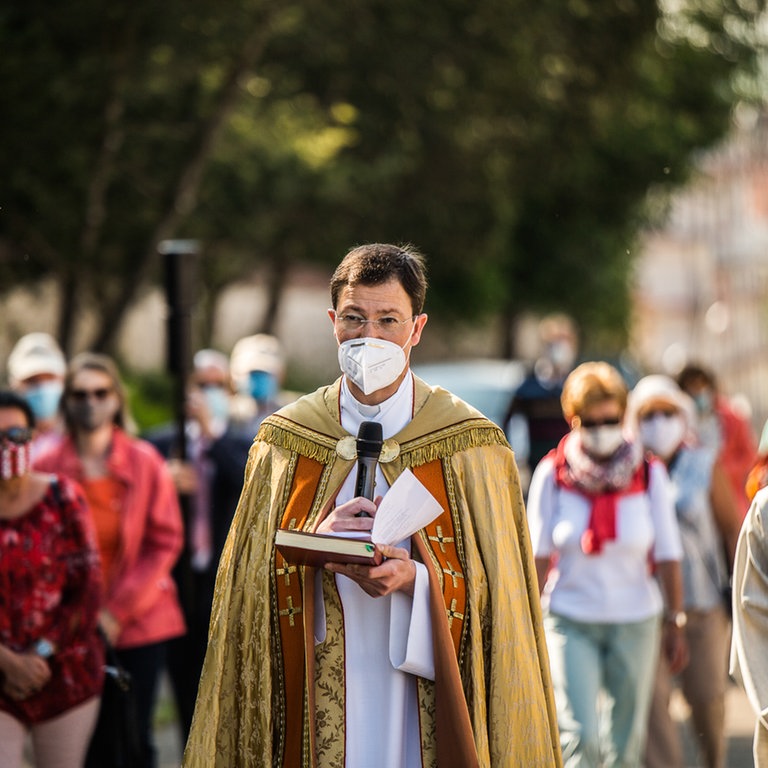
[275,528,383,567]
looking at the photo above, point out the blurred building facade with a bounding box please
[630,108,768,431]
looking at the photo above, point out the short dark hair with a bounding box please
[0,389,36,428]
[330,243,428,315]
[677,363,716,392]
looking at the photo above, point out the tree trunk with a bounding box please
[56,272,76,357]
[260,257,290,335]
[499,304,517,361]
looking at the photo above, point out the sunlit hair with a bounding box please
[561,361,628,422]
[63,352,129,431]
[330,243,428,316]
[0,389,36,428]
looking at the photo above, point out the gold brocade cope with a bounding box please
[183,377,563,768]
[275,454,326,768]
[273,448,472,765]
[411,460,467,659]
[313,570,349,767]
[273,456,471,767]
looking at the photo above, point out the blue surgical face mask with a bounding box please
[203,386,231,424]
[249,370,277,403]
[24,381,63,421]
[693,390,714,415]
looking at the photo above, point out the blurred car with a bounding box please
[412,358,526,428]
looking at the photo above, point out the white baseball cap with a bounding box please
[7,332,66,384]
[230,334,284,382]
[193,348,230,375]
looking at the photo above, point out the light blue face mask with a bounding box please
[203,386,231,424]
[694,390,714,415]
[249,370,277,403]
[24,381,63,421]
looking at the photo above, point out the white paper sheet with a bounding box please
[371,468,443,546]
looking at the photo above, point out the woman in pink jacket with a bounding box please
[35,352,185,768]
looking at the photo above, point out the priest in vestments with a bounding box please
[183,243,561,768]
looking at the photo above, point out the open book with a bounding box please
[274,468,443,567]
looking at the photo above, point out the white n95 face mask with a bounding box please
[639,414,686,459]
[337,337,408,396]
[580,424,624,459]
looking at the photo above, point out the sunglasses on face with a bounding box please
[639,408,678,422]
[0,427,33,445]
[579,416,622,429]
[68,388,113,402]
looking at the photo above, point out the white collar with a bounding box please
[340,373,414,439]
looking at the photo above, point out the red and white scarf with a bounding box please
[550,432,648,555]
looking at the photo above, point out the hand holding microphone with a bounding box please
[329,420,418,594]
[354,421,383,516]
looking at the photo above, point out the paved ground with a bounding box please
[684,682,756,767]
[155,679,758,768]
[18,673,757,766]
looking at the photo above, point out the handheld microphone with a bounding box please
[354,421,383,515]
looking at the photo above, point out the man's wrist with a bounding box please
[664,610,688,629]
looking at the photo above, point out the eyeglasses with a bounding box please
[579,416,621,429]
[69,388,113,402]
[0,427,33,445]
[334,313,417,336]
[640,408,678,422]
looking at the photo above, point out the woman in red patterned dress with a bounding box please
[0,389,104,767]
[35,353,185,768]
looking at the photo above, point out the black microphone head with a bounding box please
[356,420,383,459]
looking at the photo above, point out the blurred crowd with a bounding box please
[0,331,289,768]
[506,315,766,768]
[3,318,768,767]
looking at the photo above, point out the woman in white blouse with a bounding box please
[526,361,687,768]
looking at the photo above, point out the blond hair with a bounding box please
[561,361,627,421]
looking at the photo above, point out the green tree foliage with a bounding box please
[0,0,764,356]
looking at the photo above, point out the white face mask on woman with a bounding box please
[337,336,410,396]
[639,413,686,459]
[580,424,624,459]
